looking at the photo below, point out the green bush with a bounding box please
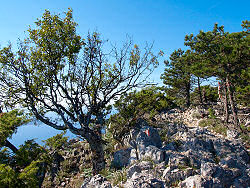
[208,108,216,119]
[0,139,49,187]
[0,161,41,187]
[43,131,69,151]
[15,139,47,168]
[108,86,176,143]
[0,110,30,146]
[198,119,227,136]
[0,164,18,188]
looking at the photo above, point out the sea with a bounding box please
[10,121,78,148]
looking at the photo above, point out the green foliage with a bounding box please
[108,86,176,143]
[114,86,175,118]
[0,148,12,165]
[82,168,92,178]
[0,110,29,146]
[208,108,216,119]
[0,161,41,188]
[43,131,69,151]
[0,109,48,187]
[236,84,250,107]
[18,161,39,187]
[0,164,18,188]
[0,139,49,187]
[161,49,193,107]
[15,139,47,168]
[199,119,227,136]
[191,85,219,104]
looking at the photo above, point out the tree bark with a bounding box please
[226,76,239,128]
[197,77,203,104]
[202,88,207,104]
[222,81,229,123]
[82,127,105,175]
[4,139,18,153]
[88,138,105,175]
[186,81,191,108]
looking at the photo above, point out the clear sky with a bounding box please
[1,0,249,146]
[0,0,249,83]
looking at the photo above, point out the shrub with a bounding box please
[43,131,69,151]
[198,119,227,136]
[108,86,176,143]
[111,168,127,186]
[15,139,47,168]
[208,108,216,119]
[0,164,18,187]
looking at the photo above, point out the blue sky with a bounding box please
[1,0,249,146]
[0,0,249,83]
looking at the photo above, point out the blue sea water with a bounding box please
[10,121,78,148]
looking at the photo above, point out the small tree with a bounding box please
[0,9,160,174]
[161,49,193,107]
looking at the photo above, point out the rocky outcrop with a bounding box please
[45,107,248,188]
[106,113,249,188]
[42,139,92,188]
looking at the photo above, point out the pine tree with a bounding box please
[161,49,193,107]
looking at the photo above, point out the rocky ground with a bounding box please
[43,106,250,188]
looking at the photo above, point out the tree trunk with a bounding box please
[83,127,105,175]
[197,77,203,104]
[88,138,105,175]
[4,139,18,153]
[186,81,191,108]
[226,76,239,128]
[222,81,229,123]
[202,88,207,104]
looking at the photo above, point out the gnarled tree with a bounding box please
[0,9,160,174]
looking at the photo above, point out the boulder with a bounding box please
[167,152,189,167]
[127,164,141,178]
[135,126,162,150]
[139,145,164,163]
[200,162,218,177]
[180,175,213,188]
[81,174,112,188]
[123,172,164,188]
[162,168,194,185]
[127,123,162,150]
[137,160,154,170]
[113,148,132,168]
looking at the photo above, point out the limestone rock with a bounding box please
[113,148,132,168]
[123,172,164,188]
[180,175,213,188]
[139,145,164,163]
[81,174,112,188]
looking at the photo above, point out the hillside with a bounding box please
[42,105,250,188]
